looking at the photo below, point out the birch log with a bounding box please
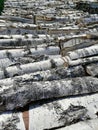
[0,111,25,130]
[58,119,98,130]
[0,55,98,79]
[86,63,98,76]
[0,77,98,111]
[0,57,67,79]
[0,55,51,68]
[29,93,98,130]
[66,45,98,60]
[0,46,60,60]
[0,65,85,88]
[0,34,54,46]
[68,56,98,66]
[0,93,98,130]
[61,40,98,56]
[0,16,33,23]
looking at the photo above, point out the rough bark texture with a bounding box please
[0,77,98,112]
[61,40,98,56]
[29,104,89,130]
[58,119,98,130]
[0,57,68,79]
[0,65,85,87]
[0,46,60,60]
[68,56,98,66]
[66,45,98,60]
[0,112,25,130]
[86,63,98,76]
[29,93,98,130]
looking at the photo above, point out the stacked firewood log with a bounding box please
[0,0,98,130]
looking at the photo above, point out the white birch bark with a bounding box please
[66,45,98,60]
[0,111,25,130]
[86,63,98,76]
[68,56,98,66]
[0,57,67,78]
[29,93,98,130]
[0,65,85,88]
[58,119,98,130]
[0,77,98,112]
[0,46,60,60]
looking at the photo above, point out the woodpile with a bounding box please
[0,0,98,130]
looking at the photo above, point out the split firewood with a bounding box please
[0,77,98,112]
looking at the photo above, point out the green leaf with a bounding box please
[0,0,5,15]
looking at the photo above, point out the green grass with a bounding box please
[0,0,5,15]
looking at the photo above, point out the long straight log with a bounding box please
[0,65,85,88]
[68,56,98,66]
[0,93,98,130]
[0,16,33,23]
[0,34,53,41]
[1,55,98,79]
[0,54,53,68]
[58,119,98,130]
[0,46,60,60]
[0,77,98,112]
[0,57,67,79]
[67,45,98,60]
[0,35,54,46]
[61,40,98,56]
